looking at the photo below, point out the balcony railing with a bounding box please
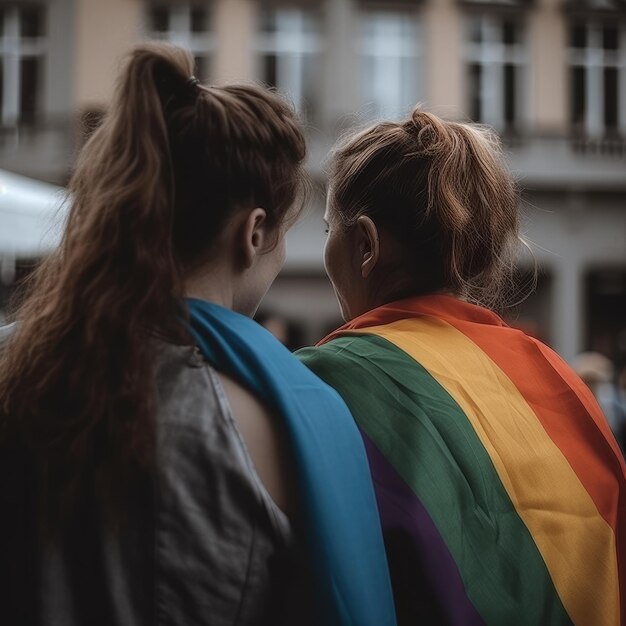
[570,135,626,156]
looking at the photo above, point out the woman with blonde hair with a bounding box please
[0,44,395,626]
[298,109,626,626]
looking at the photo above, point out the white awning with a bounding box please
[0,168,67,258]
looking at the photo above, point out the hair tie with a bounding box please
[179,76,200,99]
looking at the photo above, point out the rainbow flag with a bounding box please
[298,295,626,626]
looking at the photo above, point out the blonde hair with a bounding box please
[329,108,524,309]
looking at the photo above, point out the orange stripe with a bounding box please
[407,298,626,626]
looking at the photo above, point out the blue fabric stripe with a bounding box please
[185,298,397,626]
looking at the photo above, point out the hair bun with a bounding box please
[329,104,521,310]
[406,109,453,154]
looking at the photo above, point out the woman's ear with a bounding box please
[356,215,380,279]
[240,207,268,268]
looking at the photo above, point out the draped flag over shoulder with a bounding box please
[298,295,626,626]
[185,298,397,626]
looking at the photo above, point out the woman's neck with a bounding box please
[184,264,235,310]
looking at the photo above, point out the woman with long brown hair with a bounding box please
[298,108,626,626]
[0,44,396,626]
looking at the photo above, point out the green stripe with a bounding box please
[298,335,573,626]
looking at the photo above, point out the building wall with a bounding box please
[425,0,464,117]
[523,192,626,360]
[46,0,76,117]
[1,0,625,364]
[531,0,568,132]
[74,0,144,108]
[212,0,255,83]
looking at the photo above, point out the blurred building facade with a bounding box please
[0,0,625,362]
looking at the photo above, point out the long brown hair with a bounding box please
[329,108,525,309]
[0,43,307,528]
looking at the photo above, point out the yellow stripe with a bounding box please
[350,317,619,626]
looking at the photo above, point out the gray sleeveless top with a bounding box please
[0,330,311,626]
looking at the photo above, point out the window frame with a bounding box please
[144,2,215,82]
[464,13,529,132]
[254,5,324,122]
[0,5,46,127]
[568,20,626,137]
[358,7,424,121]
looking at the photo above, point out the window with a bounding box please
[359,10,422,120]
[465,16,527,131]
[586,268,626,362]
[569,22,626,137]
[0,5,46,127]
[256,6,322,123]
[146,3,213,81]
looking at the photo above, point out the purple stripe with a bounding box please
[362,432,485,626]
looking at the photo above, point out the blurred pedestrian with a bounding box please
[0,43,395,626]
[299,108,626,626]
[573,351,622,437]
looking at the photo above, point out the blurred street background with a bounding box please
[0,0,625,377]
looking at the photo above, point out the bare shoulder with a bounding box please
[218,373,296,518]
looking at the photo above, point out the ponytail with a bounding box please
[409,110,520,307]
[0,42,306,532]
[0,44,195,529]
